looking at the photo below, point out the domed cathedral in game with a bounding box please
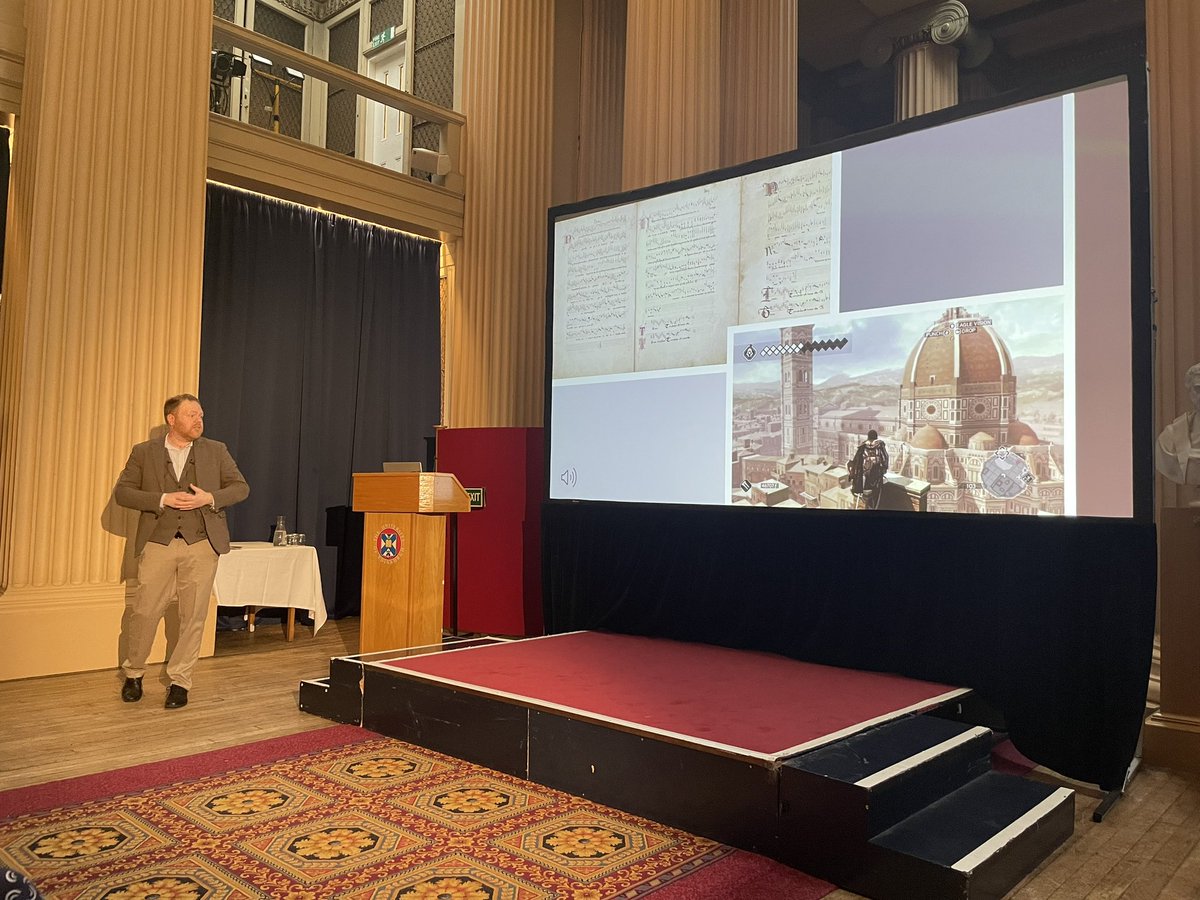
[748,305,1066,515]
[899,306,1018,448]
[890,307,1065,514]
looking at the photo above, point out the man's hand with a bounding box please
[163,491,193,509]
[164,487,213,510]
[188,485,215,508]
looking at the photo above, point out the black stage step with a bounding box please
[787,714,994,836]
[779,716,1073,899]
[298,659,364,725]
[298,677,361,724]
[866,771,1074,900]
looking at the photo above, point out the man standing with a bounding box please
[115,394,249,708]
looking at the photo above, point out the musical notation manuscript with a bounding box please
[553,161,836,379]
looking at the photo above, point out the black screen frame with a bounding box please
[542,61,1154,525]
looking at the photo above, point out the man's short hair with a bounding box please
[1186,363,1200,388]
[164,393,200,421]
[867,429,878,441]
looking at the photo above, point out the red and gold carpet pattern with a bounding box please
[0,728,831,899]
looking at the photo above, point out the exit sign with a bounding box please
[465,487,486,509]
[370,26,396,48]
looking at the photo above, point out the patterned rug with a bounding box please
[0,726,832,899]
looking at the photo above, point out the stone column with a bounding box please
[860,1,991,122]
[720,0,798,168]
[0,0,212,679]
[894,40,959,121]
[443,0,555,427]
[1143,0,1200,772]
[621,0,721,191]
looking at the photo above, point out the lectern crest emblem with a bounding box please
[376,527,403,562]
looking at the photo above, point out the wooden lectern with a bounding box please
[352,472,470,654]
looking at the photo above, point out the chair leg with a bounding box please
[286,607,295,642]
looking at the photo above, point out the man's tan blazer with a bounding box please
[115,436,250,556]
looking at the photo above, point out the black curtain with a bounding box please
[543,502,1156,792]
[199,184,441,614]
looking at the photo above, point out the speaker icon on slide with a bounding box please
[560,467,578,487]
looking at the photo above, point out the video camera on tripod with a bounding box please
[209,50,248,116]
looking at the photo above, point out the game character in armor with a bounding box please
[849,429,889,510]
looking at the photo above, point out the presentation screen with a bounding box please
[547,77,1141,517]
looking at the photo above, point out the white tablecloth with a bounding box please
[214,542,327,634]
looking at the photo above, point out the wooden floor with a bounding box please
[0,616,359,791]
[0,617,1197,899]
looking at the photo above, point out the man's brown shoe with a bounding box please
[164,685,188,709]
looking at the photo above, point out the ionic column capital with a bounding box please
[862,1,992,70]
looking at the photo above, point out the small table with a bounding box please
[213,542,328,640]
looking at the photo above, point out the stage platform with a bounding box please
[300,631,1073,900]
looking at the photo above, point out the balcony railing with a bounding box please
[210,17,463,192]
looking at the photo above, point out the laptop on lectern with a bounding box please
[381,461,423,473]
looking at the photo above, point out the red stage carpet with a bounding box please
[384,631,964,758]
[0,725,833,899]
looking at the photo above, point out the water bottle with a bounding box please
[273,516,287,546]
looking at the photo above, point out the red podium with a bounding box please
[352,472,470,654]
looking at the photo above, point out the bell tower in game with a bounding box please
[781,324,815,459]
